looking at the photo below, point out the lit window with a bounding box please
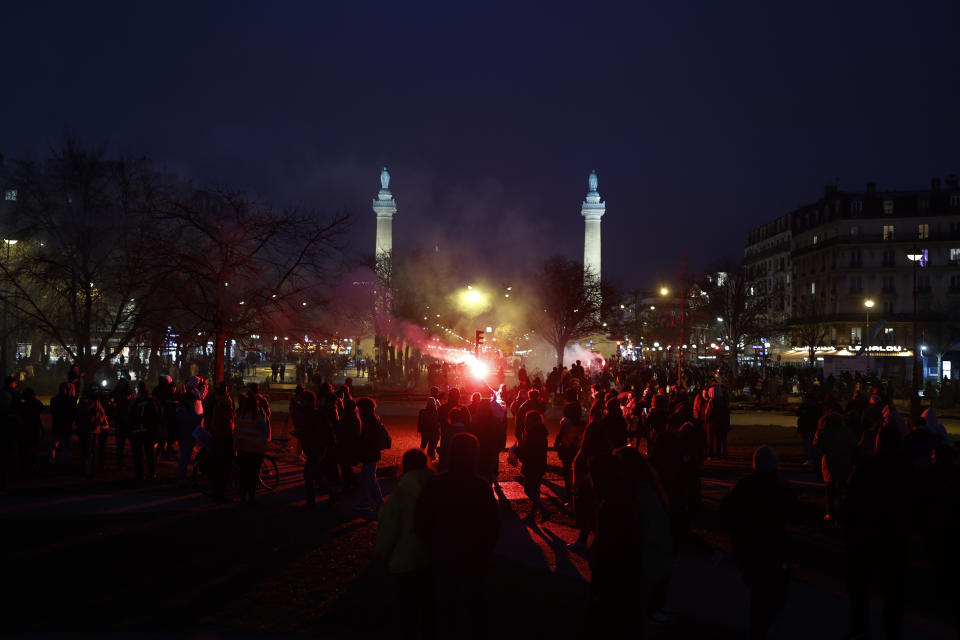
[851,327,862,344]
[882,225,895,241]
[883,200,894,215]
[918,223,930,240]
[3,190,15,201]
[810,282,816,295]
[951,248,960,265]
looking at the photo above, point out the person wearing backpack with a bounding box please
[555,401,587,503]
[233,394,271,504]
[130,381,162,482]
[356,396,389,513]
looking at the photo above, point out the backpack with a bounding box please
[373,419,392,451]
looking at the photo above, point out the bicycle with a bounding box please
[191,447,280,494]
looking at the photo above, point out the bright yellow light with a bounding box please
[864,299,875,308]
[455,286,491,316]
[659,287,669,296]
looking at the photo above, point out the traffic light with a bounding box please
[475,330,484,356]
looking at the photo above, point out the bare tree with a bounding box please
[792,297,830,369]
[0,140,171,382]
[157,190,348,383]
[526,256,611,367]
[700,262,779,369]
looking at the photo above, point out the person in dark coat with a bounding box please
[518,410,549,522]
[920,443,960,635]
[438,407,468,473]
[703,384,731,459]
[300,389,337,509]
[813,410,857,521]
[438,387,469,430]
[415,432,499,640]
[842,427,915,640]
[17,388,45,473]
[48,382,77,466]
[555,401,587,503]
[328,384,357,491]
[130,381,162,483]
[599,397,628,449]
[356,396,388,511]
[468,399,506,484]
[795,392,821,464]
[417,397,440,461]
[721,446,798,640]
[587,452,647,637]
[516,388,546,444]
[570,415,614,549]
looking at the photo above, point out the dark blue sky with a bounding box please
[2,0,958,287]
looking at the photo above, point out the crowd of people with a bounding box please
[3,357,959,639]
[372,367,959,640]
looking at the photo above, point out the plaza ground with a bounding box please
[0,400,956,638]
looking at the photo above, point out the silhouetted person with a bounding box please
[813,410,857,521]
[721,446,798,640]
[795,392,820,464]
[468,398,506,484]
[516,388,546,444]
[233,391,271,504]
[356,396,389,512]
[300,389,336,509]
[920,443,960,636]
[416,432,499,640]
[130,381,161,482]
[48,382,77,466]
[570,413,614,549]
[588,452,647,637]
[109,378,134,470]
[417,397,440,461]
[599,397,628,448]
[331,384,357,491]
[76,388,108,478]
[517,410,549,522]
[207,381,236,500]
[555,401,586,502]
[438,407,468,473]
[843,427,914,640]
[17,388,44,473]
[376,449,435,640]
[703,384,730,459]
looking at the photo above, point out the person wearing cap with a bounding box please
[720,446,798,640]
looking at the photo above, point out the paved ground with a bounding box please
[1,404,956,638]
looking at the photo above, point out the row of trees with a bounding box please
[0,141,349,384]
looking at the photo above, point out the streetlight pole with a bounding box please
[906,247,925,421]
[864,298,874,375]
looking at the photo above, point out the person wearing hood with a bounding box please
[881,403,908,437]
[720,446,798,640]
[376,449,435,640]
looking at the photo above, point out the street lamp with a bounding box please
[2,239,17,376]
[863,299,874,375]
[906,247,925,420]
[660,285,685,386]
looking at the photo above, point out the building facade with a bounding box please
[746,178,960,380]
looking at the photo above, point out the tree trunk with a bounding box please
[556,343,565,368]
[214,328,227,384]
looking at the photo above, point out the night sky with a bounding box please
[2,0,958,287]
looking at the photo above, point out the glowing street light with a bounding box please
[659,286,669,297]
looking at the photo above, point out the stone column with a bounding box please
[373,167,397,260]
[581,170,605,282]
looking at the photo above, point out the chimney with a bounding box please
[946,174,959,188]
[932,178,942,191]
[866,181,876,195]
